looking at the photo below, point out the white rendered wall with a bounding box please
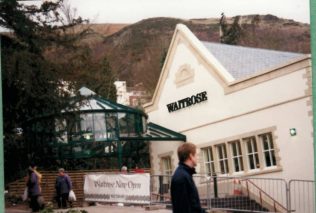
[146,41,313,181]
[148,42,308,132]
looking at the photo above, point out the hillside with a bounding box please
[84,15,310,94]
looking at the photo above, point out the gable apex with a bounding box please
[175,24,235,82]
[144,24,234,112]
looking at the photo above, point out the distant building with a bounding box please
[114,81,151,107]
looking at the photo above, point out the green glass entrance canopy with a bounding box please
[25,87,185,169]
[143,122,186,141]
[29,87,186,145]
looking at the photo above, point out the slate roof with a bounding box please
[202,42,306,80]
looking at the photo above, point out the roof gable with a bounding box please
[144,24,309,112]
[144,24,234,111]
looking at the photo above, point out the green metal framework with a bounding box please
[144,122,186,141]
[25,92,186,170]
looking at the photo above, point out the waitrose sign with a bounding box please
[166,91,208,113]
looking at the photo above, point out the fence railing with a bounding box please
[149,174,315,213]
[242,178,288,213]
[199,175,288,212]
[289,179,315,213]
[150,175,170,204]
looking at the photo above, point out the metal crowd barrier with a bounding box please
[289,179,315,213]
[200,175,288,213]
[150,174,315,213]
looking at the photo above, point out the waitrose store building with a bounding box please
[144,24,313,182]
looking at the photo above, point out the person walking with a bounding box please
[26,163,42,212]
[171,143,205,213]
[55,168,72,208]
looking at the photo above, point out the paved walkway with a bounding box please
[5,203,172,213]
[56,205,172,213]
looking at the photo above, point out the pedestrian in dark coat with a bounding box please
[171,143,205,213]
[27,163,41,212]
[55,168,72,208]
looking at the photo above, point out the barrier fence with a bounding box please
[149,174,315,213]
[289,180,315,213]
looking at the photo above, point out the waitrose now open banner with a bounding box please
[84,173,151,204]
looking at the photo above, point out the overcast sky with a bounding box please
[67,0,310,24]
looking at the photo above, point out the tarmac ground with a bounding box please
[5,202,172,213]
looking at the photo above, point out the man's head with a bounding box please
[29,162,37,171]
[58,168,65,176]
[177,142,198,168]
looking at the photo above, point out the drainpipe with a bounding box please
[311,0,316,210]
[118,141,123,169]
[213,174,218,198]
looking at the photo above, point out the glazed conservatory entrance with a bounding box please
[25,87,186,170]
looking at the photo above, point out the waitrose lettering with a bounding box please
[166,91,207,113]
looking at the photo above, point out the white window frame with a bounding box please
[260,133,277,168]
[230,140,244,173]
[244,137,260,170]
[162,156,172,184]
[217,144,229,174]
[202,147,215,175]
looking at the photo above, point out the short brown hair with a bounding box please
[177,143,196,162]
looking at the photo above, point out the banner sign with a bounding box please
[84,173,150,204]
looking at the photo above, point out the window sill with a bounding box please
[244,166,282,176]
[217,173,230,177]
[232,171,245,176]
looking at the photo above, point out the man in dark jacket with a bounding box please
[27,163,41,212]
[55,168,72,208]
[171,143,205,213]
